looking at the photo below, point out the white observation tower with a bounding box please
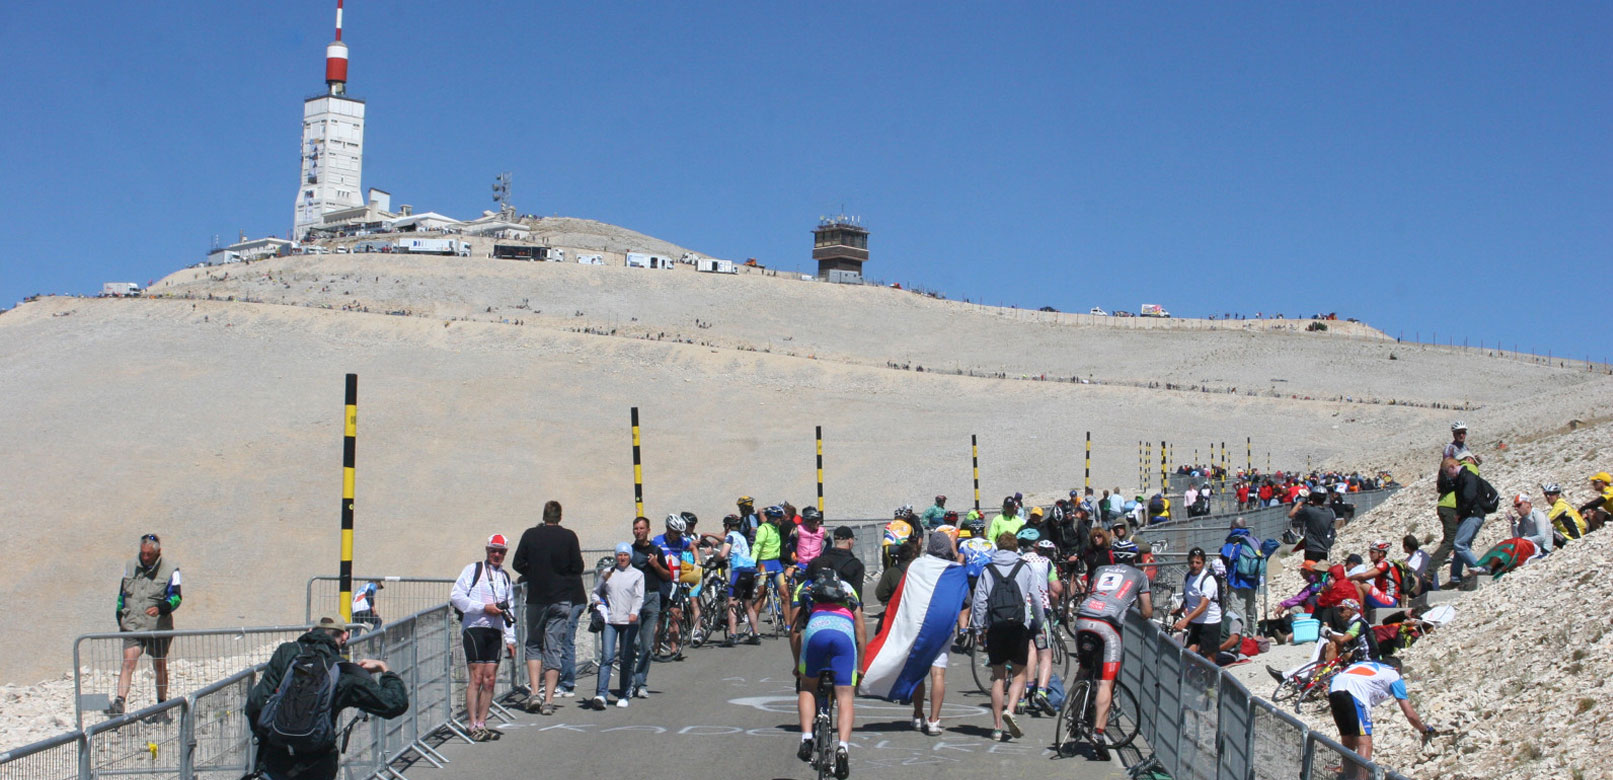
[293,0,365,240]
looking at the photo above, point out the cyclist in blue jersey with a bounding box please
[792,569,866,778]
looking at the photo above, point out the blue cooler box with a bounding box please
[1291,617,1319,644]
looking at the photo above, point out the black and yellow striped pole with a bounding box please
[339,373,357,623]
[971,435,981,513]
[1144,442,1151,491]
[1159,440,1167,500]
[1246,436,1252,475]
[1084,432,1091,491]
[630,407,644,517]
[1221,441,1227,486]
[815,425,825,513]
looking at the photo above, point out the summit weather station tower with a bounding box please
[293,1,366,240]
[812,214,869,283]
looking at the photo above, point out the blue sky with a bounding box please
[2,2,1608,359]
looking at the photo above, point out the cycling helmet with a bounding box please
[1110,539,1140,565]
[763,504,785,519]
[801,507,823,524]
[737,495,754,506]
[1451,421,1467,432]
[664,514,688,533]
[965,517,986,537]
[680,510,699,527]
[893,504,915,520]
[935,494,946,503]
[1369,540,1390,552]
[1034,539,1056,552]
[722,513,743,529]
[944,510,958,522]
[1015,527,1041,544]
[1542,483,1562,494]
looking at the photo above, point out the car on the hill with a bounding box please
[1039,306,1059,312]
[1113,310,1134,317]
[1089,307,1108,316]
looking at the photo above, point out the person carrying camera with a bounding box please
[450,534,517,741]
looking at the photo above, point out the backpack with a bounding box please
[1233,538,1265,582]
[808,570,852,605]
[1477,478,1501,515]
[256,646,341,755]
[1148,496,1165,515]
[1390,560,1423,598]
[985,561,1027,627]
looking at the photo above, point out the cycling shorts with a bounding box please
[801,612,857,682]
[1328,691,1373,736]
[1074,617,1123,682]
[462,627,504,665]
[729,567,757,599]
[1363,586,1396,609]
[760,559,784,577]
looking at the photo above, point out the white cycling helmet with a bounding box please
[664,514,688,533]
[1451,421,1468,432]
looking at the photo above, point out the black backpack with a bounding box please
[1148,496,1165,515]
[986,561,1027,627]
[1477,478,1501,515]
[257,647,340,755]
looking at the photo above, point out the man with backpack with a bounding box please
[1218,518,1263,627]
[1445,454,1498,585]
[246,615,408,780]
[968,531,1046,743]
[449,534,517,741]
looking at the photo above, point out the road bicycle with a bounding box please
[807,670,848,780]
[1272,642,1352,713]
[1054,631,1140,757]
[652,582,694,661]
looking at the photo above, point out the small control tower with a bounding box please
[813,215,868,282]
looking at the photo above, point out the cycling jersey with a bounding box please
[1077,565,1150,625]
[959,537,994,577]
[725,531,755,570]
[1328,661,1408,709]
[884,520,914,548]
[1019,552,1058,610]
[1548,498,1588,539]
[794,525,827,567]
[985,513,1025,547]
[654,533,693,584]
[754,521,782,563]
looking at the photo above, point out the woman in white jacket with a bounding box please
[590,542,644,710]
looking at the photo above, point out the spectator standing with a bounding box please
[986,496,1026,543]
[1218,518,1261,627]
[449,534,516,741]
[246,616,408,780]
[110,533,181,716]
[907,531,960,735]
[629,516,671,697]
[589,543,644,709]
[969,531,1045,743]
[807,526,869,603]
[351,581,383,629]
[1290,489,1338,562]
[511,500,585,715]
[1173,549,1222,658]
[1447,455,1488,584]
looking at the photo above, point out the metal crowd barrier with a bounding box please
[1121,608,1405,780]
[305,576,459,624]
[1132,487,1401,557]
[72,624,359,730]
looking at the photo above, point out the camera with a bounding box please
[495,601,515,627]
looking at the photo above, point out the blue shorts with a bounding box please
[801,613,856,682]
[760,559,784,576]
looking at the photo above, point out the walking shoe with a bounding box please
[1002,710,1023,739]
[911,717,925,732]
[1013,700,1026,716]
[540,702,558,716]
[990,729,1005,743]
[923,720,942,736]
[1033,690,1056,717]
[106,697,125,716]
[797,737,815,762]
[590,696,607,711]
[524,698,544,713]
[1093,729,1111,760]
[557,688,576,698]
[634,686,650,698]
[1267,665,1286,684]
[834,745,850,779]
[615,697,630,709]
[718,637,736,648]
[746,633,762,646]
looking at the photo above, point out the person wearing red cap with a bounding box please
[450,534,516,741]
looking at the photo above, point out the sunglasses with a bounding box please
[141,533,161,544]
[486,547,507,554]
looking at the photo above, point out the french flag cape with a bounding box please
[859,555,969,703]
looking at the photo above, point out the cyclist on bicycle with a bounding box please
[793,569,866,778]
[1073,560,1153,753]
[1022,535,1062,715]
[792,507,829,573]
[717,514,760,647]
[956,519,995,634]
[755,505,792,630]
[653,514,695,653]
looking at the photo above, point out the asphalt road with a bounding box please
[411,624,1132,780]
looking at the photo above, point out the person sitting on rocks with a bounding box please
[1471,537,1538,580]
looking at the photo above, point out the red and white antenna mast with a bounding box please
[325,0,349,95]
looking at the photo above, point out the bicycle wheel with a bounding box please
[1054,679,1093,757]
[770,587,788,640]
[652,615,679,662]
[815,700,835,780]
[1271,676,1303,706]
[969,637,993,695]
[1049,630,1070,681]
[1105,681,1141,749]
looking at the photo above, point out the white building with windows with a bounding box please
[292,2,366,240]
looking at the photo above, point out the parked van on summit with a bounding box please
[1140,304,1171,318]
[395,238,470,256]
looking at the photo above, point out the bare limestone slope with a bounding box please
[1267,419,1613,780]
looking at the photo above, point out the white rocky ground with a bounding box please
[1245,418,1613,780]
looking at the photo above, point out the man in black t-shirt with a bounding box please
[1290,489,1337,562]
[806,527,866,603]
[630,516,672,697]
